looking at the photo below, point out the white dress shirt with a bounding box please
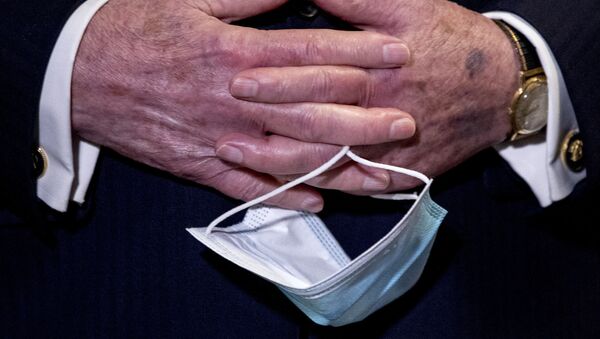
[484,12,587,207]
[37,3,586,212]
[37,0,108,212]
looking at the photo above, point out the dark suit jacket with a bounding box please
[1,1,599,338]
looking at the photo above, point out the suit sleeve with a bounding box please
[0,1,84,223]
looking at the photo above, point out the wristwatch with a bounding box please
[495,20,548,142]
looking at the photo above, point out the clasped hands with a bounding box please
[72,0,520,211]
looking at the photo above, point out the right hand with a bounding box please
[71,0,416,212]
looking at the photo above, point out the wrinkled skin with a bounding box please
[216,0,521,194]
[71,0,417,211]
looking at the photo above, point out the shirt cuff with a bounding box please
[38,0,108,212]
[484,11,587,207]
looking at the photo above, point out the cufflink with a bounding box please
[33,146,48,178]
[561,130,585,173]
[293,0,319,18]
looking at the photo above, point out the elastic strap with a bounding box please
[205,147,431,235]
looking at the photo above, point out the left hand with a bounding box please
[214,0,521,195]
[71,0,417,211]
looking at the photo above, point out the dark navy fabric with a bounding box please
[1,1,599,338]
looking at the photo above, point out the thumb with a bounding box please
[197,0,287,22]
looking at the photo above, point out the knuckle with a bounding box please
[357,71,376,107]
[313,69,333,101]
[189,160,231,186]
[236,181,266,202]
[304,39,324,63]
[274,79,292,102]
[297,110,325,141]
[313,145,342,166]
[214,29,253,66]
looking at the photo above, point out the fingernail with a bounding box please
[216,145,244,164]
[362,174,389,191]
[389,118,416,139]
[383,43,410,64]
[230,77,259,98]
[301,197,323,213]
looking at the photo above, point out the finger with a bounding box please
[259,104,416,145]
[285,162,391,194]
[230,66,373,104]
[215,134,390,193]
[210,167,324,212]
[239,28,410,68]
[215,133,346,175]
[193,0,287,22]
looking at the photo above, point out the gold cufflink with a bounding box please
[561,130,585,173]
[33,146,48,178]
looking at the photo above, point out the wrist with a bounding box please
[481,16,522,144]
[71,1,153,142]
[71,2,111,139]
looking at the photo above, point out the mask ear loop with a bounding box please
[205,146,351,235]
[205,147,432,235]
[346,151,431,201]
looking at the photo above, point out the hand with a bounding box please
[71,0,417,211]
[215,0,521,194]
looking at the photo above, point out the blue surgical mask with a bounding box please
[188,146,447,326]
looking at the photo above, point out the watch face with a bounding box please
[514,77,548,134]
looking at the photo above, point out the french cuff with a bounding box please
[484,12,587,207]
[37,0,109,212]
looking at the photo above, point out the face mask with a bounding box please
[187,146,447,327]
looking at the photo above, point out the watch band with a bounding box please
[494,20,542,73]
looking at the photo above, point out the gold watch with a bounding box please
[495,20,548,142]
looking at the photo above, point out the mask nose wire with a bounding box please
[205,147,432,235]
[205,146,351,235]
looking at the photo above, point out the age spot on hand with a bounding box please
[465,49,486,79]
